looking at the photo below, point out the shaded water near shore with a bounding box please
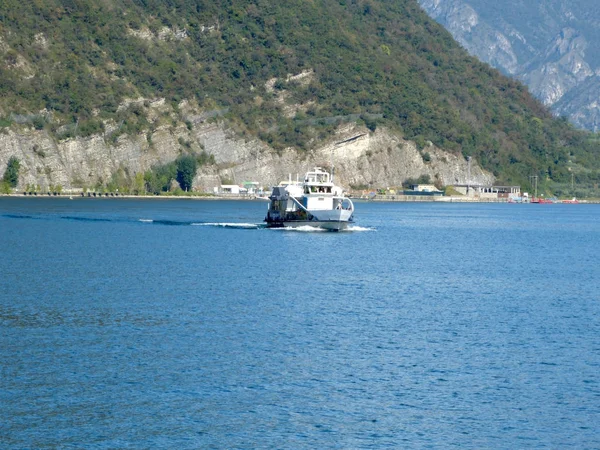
[1,198,599,448]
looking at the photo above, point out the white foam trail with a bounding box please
[138,219,153,223]
[277,225,327,232]
[192,222,261,229]
[345,225,376,232]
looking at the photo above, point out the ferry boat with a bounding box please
[264,167,355,231]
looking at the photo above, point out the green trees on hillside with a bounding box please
[143,152,214,194]
[175,155,198,192]
[1,157,20,192]
[144,162,177,195]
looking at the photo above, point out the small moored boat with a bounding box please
[264,167,354,231]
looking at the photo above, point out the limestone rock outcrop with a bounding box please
[0,117,492,192]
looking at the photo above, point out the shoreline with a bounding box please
[0,192,268,201]
[1,192,596,203]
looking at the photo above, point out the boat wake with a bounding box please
[271,225,375,232]
[137,218,202,226]
[62,216,113,222]
[3,213,371,231]
[277,225,328,232]
[345,225,376,232]
[139,219,262,228]
[192,222,262,229]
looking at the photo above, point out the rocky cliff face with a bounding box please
[192,122,493,191]
[0,103,493,193]
[418,0,600,131]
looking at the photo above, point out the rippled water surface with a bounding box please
[1,198,599,448]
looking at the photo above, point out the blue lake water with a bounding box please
[1,197,599,449]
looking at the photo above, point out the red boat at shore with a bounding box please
[530,197,579,204]
[537,198,555,204]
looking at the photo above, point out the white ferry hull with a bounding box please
[267,219,352,231]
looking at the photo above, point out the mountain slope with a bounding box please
[418,0,600,131]
[1,0,599,192]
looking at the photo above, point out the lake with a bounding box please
[1,197,599,448]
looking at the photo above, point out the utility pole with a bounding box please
[529,175,538,199]
[467,156,471,195]
[571,172,574,192]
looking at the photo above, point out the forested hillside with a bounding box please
[1,0,599,192]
